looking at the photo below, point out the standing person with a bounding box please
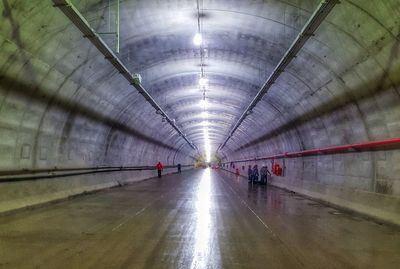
[248,165,253,182]
[177,163,181,173]
[156,161,163,178]
[253,165,259,183]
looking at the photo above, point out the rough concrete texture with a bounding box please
[219,1,400,225]
[0,167,189,214]
[1,169,399,269]
[0,0,400,223]
[0,0,194,211]
[231,162,400,226]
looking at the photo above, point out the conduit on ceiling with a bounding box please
[53,0,198,152]
[218,0,340,151]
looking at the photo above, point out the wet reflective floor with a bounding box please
[0,169,399,268]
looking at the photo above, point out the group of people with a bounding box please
[155,162,181,178]
[247,164,259,182]
[247,164,271,185]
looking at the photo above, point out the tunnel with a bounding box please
[1,0,400,268]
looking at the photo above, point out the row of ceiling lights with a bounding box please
[194,0,211,162]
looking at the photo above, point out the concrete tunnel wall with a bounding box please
[0,0,194,213]
[221,2,400,225]
[0,0,400,226]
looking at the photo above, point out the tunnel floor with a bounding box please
[0,169,399,269]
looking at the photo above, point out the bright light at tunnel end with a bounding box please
[199,99,209,109]
[203,127,211,163]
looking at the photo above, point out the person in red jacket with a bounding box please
[156,161,163,178]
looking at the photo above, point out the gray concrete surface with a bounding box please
[1,0,400,241]
[225,159,400,226]
[0,167,190,214]
[0,169,399,269]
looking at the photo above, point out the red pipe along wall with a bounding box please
[225,138,400,163]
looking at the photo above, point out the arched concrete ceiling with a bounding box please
[1,0,399,168]
[111,0,318,153]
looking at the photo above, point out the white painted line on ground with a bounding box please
[111,194,165,232]
[218,173,305,267]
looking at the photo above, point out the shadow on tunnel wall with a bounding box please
[0,74,177,152]
[235,34,400,152]
[1,0,179,162]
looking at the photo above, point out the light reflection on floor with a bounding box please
[190,168,219,269]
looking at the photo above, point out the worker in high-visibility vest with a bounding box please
[156,162,163,178]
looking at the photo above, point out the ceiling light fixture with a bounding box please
[199,77,208,87]
[201,111,209,118]
[199,99,208,109]
[193,33,203,46]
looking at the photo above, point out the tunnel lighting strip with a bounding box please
[222,138,400,164]
[194,0,212,161]
[52,0,198,151]
[218,0,340,151]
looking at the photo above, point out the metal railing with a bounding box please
[0,164,192,183]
